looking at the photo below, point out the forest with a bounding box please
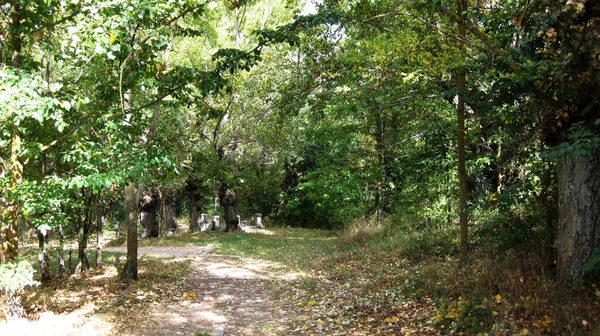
[0,0,599,335]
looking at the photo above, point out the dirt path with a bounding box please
[104,246,306,336]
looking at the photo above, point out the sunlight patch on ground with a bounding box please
[217,294,234,303]
[284,236,337,240]
[202,258,305,280]
[87,266,119,281]
[0,303,112,336]
[240,226,275,235]
[196,310,227,323]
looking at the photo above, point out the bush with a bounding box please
[0,261,39,320]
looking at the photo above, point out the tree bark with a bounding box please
[75,193,93,273]
[57,222,66,277]
[159,189,167,237]
[95,196,103,269]
[456,0,469,263]
[373,105,386,224]
[120,183,138,280]
[164,192,177,232]
[158,189,177,234]
[1,0,24,265]
[2,127,22,264]
[188,183,202,232]
[37,230,51,280]
[218,183,239,231]
[556,153,600,280]
[140,191,159,238]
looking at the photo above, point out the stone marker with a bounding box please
[251,213,262,228]
[199,213,209,232]
[212,215,220,231]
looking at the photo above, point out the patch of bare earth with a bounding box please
[105,246,307,336]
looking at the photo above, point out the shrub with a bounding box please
[0,261,39,320]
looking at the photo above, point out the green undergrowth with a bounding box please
[302,218,600,335]
[108,227,339,271]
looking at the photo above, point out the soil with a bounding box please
[0,244,310,336]
[103,245,306,336]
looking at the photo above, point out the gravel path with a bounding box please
[103,245,213,258]
[105,245,305,336]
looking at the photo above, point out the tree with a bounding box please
[408,0,600,278]
[120,183,139,280]
[454,0,469,262]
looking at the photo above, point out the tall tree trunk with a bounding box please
[373,106,386,225]
[159,189,167,237]
[188,182,206,232]
[95,196,103,269]
[2,127,22,264]
[75,193,93,273]
[556,153,600,280]
[0,221,3,264]
[218,183,239,232]
[10,0,22,68]
[223,203,238,232]
[37,230,51,280]
[120,183,138,280]
[456,0,469,263]
[57,222,66,277]
[140,191,159,238]
[1,0,24,265]
[159,189,177,235]
[164,191,177,232]
[188,184,200,232]
[37,152,51,279]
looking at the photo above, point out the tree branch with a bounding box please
[238,153,266,171]
[30,12,80,35]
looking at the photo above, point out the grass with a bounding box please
[331,218,600,335]
[108,227,338,271]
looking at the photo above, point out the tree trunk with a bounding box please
[1,0,24,265]
[373,105,386,224]
[37,230,51,280]
[218,183,239,232]
[108,200,123,234]
[159,189,167,237]
[75,193,93,273]
[556,153,600,280]
[2,129,22,264]
[95,196,103,269]
[456,0,469,263]
[120,183,138,281]
[188,184,201,232]
[160,190,177,232]
[0,223,3,264]
[57,222,66,277]
[140,191,159,238]
[164,191,177,232]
